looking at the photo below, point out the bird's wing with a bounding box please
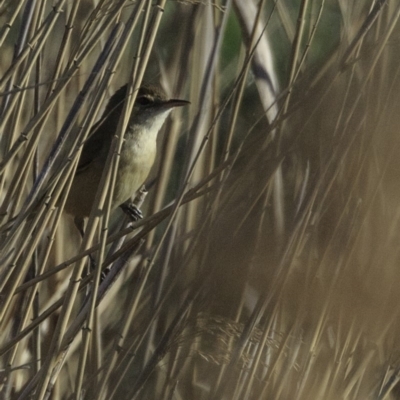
[76,87,126,175]
[76,120,105,174]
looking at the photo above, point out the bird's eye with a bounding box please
[136,96,152,106]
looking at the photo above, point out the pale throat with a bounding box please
[122,109,172,163]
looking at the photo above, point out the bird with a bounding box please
[64,84,189,232]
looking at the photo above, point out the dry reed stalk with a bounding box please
[0,1,399,399]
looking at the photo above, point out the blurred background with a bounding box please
[1,0,400,399]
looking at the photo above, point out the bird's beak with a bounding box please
[162,99,191,109]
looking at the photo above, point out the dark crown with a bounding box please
[104,84,167,115]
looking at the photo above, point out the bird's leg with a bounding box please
[120,185,148,222]
[120,203,143,221]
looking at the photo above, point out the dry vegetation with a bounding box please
[0,0,400,399]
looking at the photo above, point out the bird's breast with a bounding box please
[112,130,157,208]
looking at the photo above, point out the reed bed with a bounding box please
[0,0,399,399]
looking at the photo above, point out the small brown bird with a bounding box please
[65,84,189,228]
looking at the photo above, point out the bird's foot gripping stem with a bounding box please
[120,185,148,222]
[120,203,144,221]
